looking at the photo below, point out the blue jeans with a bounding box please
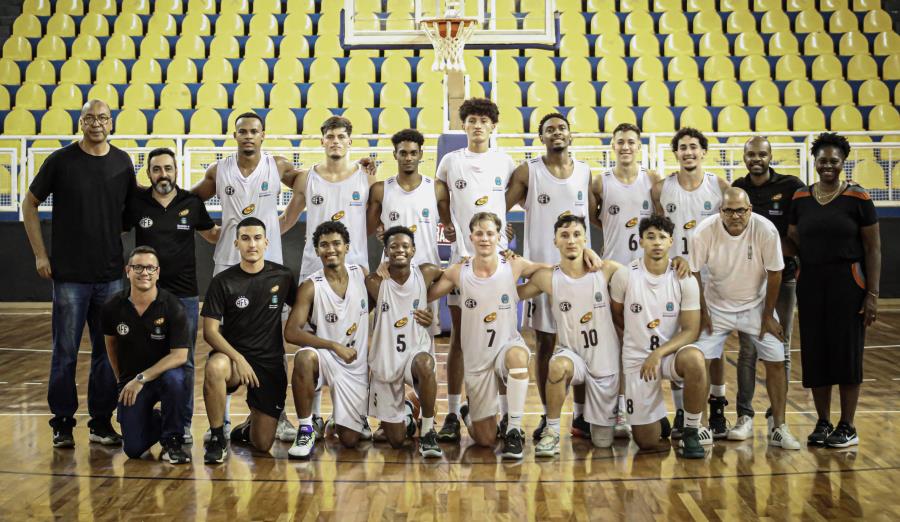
[48,279,124,428]
[117,368,186,458]
[178,296,199,432]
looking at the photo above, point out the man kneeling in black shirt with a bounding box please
[102,246,191,464]
[201,217,298,464]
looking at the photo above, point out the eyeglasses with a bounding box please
[82,114,111,125]
[721,208,750,217]
[129,264,159,274]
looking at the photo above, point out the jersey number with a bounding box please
[681,237,688,255]
[487,329,496,348]
[650,335,660,351]
[628,234,638,252]
[526,301,536,319]
[580,329,599,349]
[396,334,406,353]
[626,399,634,415]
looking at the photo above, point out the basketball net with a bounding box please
[420,16,478,73]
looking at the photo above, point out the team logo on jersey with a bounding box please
[474,196,488,206]
[772,193,783,201]
[360,299,367,311]
[236,296,250,309]
[332,211,345,221]
[625,217,639,228]
[346,323,358,336]
[325,313,338,323]
[647,318,660,329]
[381,302,390,312]
[422,209,430,218]
[412,299,420,309]
[642,200,650,210]
[704,201,712,210]
[630,303,643,313]
[179,209,190,217]
[494,177,502,186]
[666,203,677,213]
[595,292,603,302]
[261,181,269,191]
[311,194,324,205]
[483,312,497,323]
[666,302,674,312]
[501,294,509,304]
[465,298,477,309]
[580,312,592,324]
[269,294,279,308]
[537,194,551,204]
[389,211,400,221]
[409,224,417,232]
[151,326,165,340]
[116,323,129,335]
[608,205,620,215]
[242,204,256,216]
[455,179,467,190]
[559,301,572,312]
[394,317,408,328]
[154,317,165,326]
[225,186,235,196]
[139,217,153,229]
[179,217,188,226]
[352,191,361,201]
[577,191,583,201]
[683,220,696,230]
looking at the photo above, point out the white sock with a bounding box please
[685,411,702,429]
[299,415,312,428]
[499,394,508,416]
[312,390,322,415]
[617,394,626,415]
[421,416,434,433]
[710,384,726,398]
[224,394,232,424]
[672,388,684,411]
[448,394,461,416]
[547,418,561,432]
[574,402,584,418]
[506,370,529,434]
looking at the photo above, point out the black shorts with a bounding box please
[225,357,287,419]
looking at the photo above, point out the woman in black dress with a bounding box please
[788,132,881,449]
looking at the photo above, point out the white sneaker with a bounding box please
[360,418,373,440]
[288,425,316,459]
[770,423,801,450]
[276,411,297,442]
[697,426,715,446]
[727,415,754,441]
[534,427,560,457]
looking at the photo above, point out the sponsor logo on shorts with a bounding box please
[454,179,467,190]
[178,216,189,229]
[389,211,399,221]
[647,318,660,329]
[666,203,676,213]
[580,312,592,324]
[666,302,674,312]
[332,210,345,221]
[595,292,603,302]
[630,303,642,313]
[465,298,477,309]
[474,196,488,206]
[483,312,497,323]
[241,204,255,216]
[139,217,153,228]
[225,186,235,196]
[236,296,250,309]
[116,323,129,335]
[154,317,165,326]
[608,205,620,215]
[537,194,551,204]
[559,301,572,312]
[311,194,324,205]
[325,313,338,323]
[179,209,190,217]
[269,294,279,309]
[350,191,363,206]
[394,317,408,328]
[625,217,638,228]
[683,220,696,230]
[346,323,358,336]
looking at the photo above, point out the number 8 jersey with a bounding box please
[459,257,522,374]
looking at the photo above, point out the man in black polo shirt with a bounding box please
[124,147,220,444]
[23,99,136,448]
[102,246,191,463]
[728,136,806,441]
[201,217,298,464]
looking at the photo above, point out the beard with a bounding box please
[152,179,174,195]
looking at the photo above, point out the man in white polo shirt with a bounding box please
[689,187,800,450]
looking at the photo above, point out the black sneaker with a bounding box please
[204,433,228,464]
[501,428,524,459]
[660,416,672,439]
[671,409,685,440]
[230,419,252,445]
[825,421,858,448]
[808,419,834,446]
[405,401,418,439]
[438,413,461,443]
[88,418,122,446]
[161,435,191,464]
[679,427,705,459]
[708,396,729,439]
[52,423,75,448]
[570,414,591,439]
[532,414,547,442]
[419,430,443,458]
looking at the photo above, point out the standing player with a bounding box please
[200,218,298,464]
[365,226,444,457]
[367,128,441,335]
[504,112,594,441]
[651,128,728,438]
[610,215,710,458]
[285,222,370,458]
[434,98,517,442]
[516,215,623,456]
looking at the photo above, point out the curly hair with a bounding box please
[312,220,350,247]
[810,132,851,159]
[459,97,499,124]
[638,214,675,238]
[671,127,708,152]
[383,225,416,249]
[390,128,424,150]
[538,112,570,135]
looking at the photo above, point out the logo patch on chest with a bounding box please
[235,296,250,309]
[683,220,696,230]
[179,209,190,217]
[394,317,408,328]
[647,318,660,329]
[242,204,256,216]
[139,217,153,229]
[625,217,639,228]
[483,312,497,323]
[332,211,345,221]
[346,323,358,336]
[580,312,592,324]
[116,323,129,335]
[474,196,489,206]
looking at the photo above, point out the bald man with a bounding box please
[24,99,137,448]
[688,188,800,450]
[729,136,804,441]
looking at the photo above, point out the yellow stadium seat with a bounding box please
[699,33,730,56]
[811,55,842,80]
[249,14,279,35]
[378,82,411,108]
[784,79,817,105]
[3,108,36,134]
[525,55,555,80]
[721,0,748,9]
[755,0,781,11]
[820,0,848,9]
[786,0,814,9]
[600,81,633,106]
[186,107,221,135]
[821,79,853,105]
[829,9,858,33]
[284,13,313,35]
[892,162,900,188]
[273,58,304,83]
[105,34,136,59]
[209,35,241,58]
[188,0,216,14]
[173,35,204,59]
[674,79,706,106]
[113,13,143,36]
[379,106,410,133]
[659,12,688,34]
[15,82,46,109]
[270,82,302,108]
[655,0,683,10]
[96,57,127,83]
[726,11,757,34]
[313,8,340,36]
[711,80,743,105]
[687,0,715,10]
[630,33,661,57]
[245,35,276,59]
[87,83,119,109]
[50,83,83,110]
[346,56,376,82]
[55,0,83,15]
[869,104,900,131]
[830,104,863,130]
[526,81,557,107]
[254,0,282,14]
[839,31,870,56]
[739,55,771,81]
[704,55,736,81]
[0,57,20,86]
[382,54,414,83]
[194,83,228,109]
[79,13,109,36]
[0,85,11,110]
[341,107,374,134]
[638,80,670,106]
[863,10,892,33]
[873,31,900,56]
[216,12,245,36]
[633,56,664,81]
[308,82,339,108]
[564,105,599,133]
[59,58,90,83]
[202,58,234,83]
[25,59,56,84]
[602,106,637,132]
[13,14,42,37]
[755,105,788,131]
[624,11,655,35]
[747,79,780,106]
[159,83,192,109]
[152,108,185,134]
[36,35,67,60]
[147,13,177,36]
[559,34,590,57]
[859,79,890,105]
[693,11,723,34]
[642,106,676,133]
[851,160,886,189]
[664,33,695,57]
[773,54,806,81]
[233,82,266,108]
[40,108,75,135]
[88,0,116,14]
[596,34,625,58]
[121,0,150,14]
[416,106,443,134]
[181,14,211,36]
[885,54,900,80]
[586,0,616,10]
[298,106,329,134]
[803,31,835,56]
[591,13,621,35]
[69,34,101,60]
[597,57,628,79]
[668,55,700,80]
[221,0,250,14]
[132,57,162,83]
[734,32,765,56]
[558,10,584,36]
[166,56,198,83]
[847,55,878,80]
[853,0,881,8]
[717,105,750,132]
[760,10,791,33]
[140,34,171,60]
[792,105,826,131]
[620,0,649,11]
[123,83,155,109]
[313,34,344,58]
[496,53,519,81]
[795,11,825,33]
[237,59,270,83]
[768,32,799,56]
[23,0,51,15]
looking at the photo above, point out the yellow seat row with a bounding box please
[22,0,314,16]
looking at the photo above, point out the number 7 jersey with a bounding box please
[458,257,522,373]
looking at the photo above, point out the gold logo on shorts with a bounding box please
[179,209,190,216]
[474,196,488,206]
[394,317,408,328]
[271,285,279,293]
[332,210,345,221]
[647,318,660,329]
[683,220,696,230]
[409,224,417,232]
[483,312,497,323]
[580,312,592,324]
[345,323,358,336]
[625,217,638,228]
[241,204,256,216]
[154,317,165,326]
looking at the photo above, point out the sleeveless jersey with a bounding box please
[380,176,440,266]
[523,157,592,264]
[369,265,433,382]
[660,172,722,259]
[214,153,283,266]
[551,268,619,377]
[599,168,653,264]
[300,166,369,279]
[306,264,369,374]
[620,259,686,372]
[458,257,521,373]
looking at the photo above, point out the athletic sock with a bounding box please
[448,394,461,417]
[546,418,561,432]
[684,411,702,429]
[710,384,726,399]
[499,394,509,417]
[312,390,322,416]
[574,402,584,418]
[672,388,684,411]
[421,416,434,433]
[224,395,232,424]
[299,416,312,428]
[617,394,626,416]
[506,369,529,434]
[211,425,225,439]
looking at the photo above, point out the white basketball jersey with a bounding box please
[300,166,370,279]
[599,168,654,264]
[369,265,433,382]
[214,153,283,266]
[437,148,515,258]
[306,265,369,374]
[458,257,521,373]
[551,268,619,377]
[381,176,440,266]
[523,157,592,264]
[660,172,722,259]
[619,259,687,372]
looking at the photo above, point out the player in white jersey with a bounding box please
[650,127,730,439]
[609,215,710,459]
[364,226,444,457]
[426,212,544,459]
[504,112,595,441]
[434,98,517,443]
[367,129,441,336]
[285,221,370,458]
[515,215,624,457]
[689,188,800,449]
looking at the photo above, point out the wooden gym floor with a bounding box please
[0,303,899,521]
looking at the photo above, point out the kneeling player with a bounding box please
[609,215,710,458]
[517,215,624,456]
[201,218,298,464]
[285,222,370,458]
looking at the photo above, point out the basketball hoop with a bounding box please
[420,16,478,72]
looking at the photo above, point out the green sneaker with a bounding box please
[534,427,560,458]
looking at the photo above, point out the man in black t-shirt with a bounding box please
[102,246,191,464]
[23,99,136,448]
[727,136,806,441]
[124,147,220,444]
[201,217,298,464]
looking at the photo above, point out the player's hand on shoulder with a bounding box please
[671,257,691,279]
[505,223,515,241]
[375,260,390,279]
[500,248,519,260]
[358,156,378,177]
[583,248,603,272]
